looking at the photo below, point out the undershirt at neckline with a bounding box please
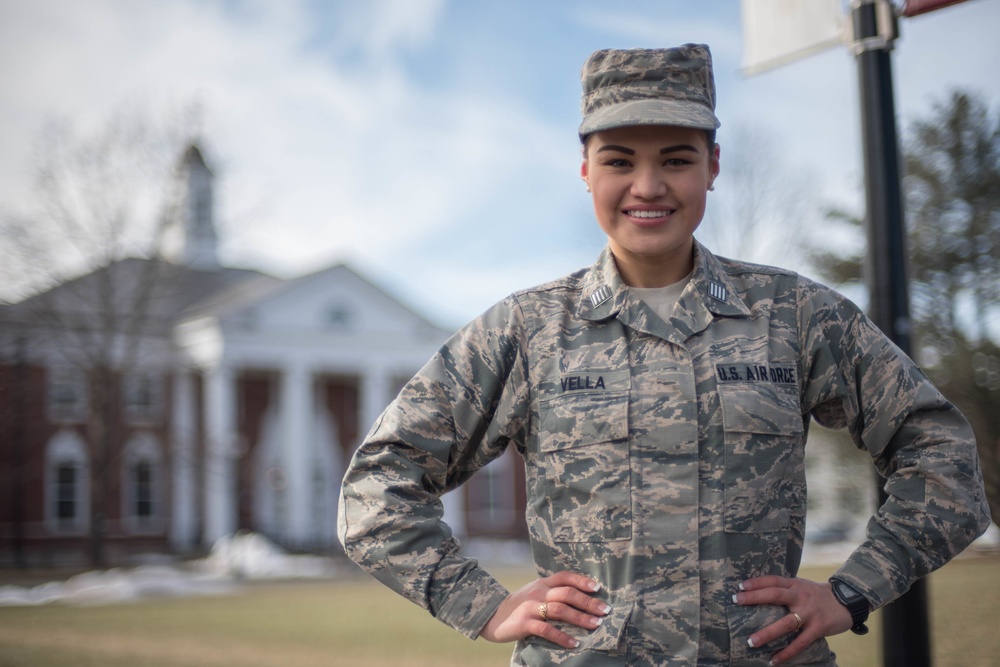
[628,272,693,322]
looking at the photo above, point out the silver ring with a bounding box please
[792,612,803,631]
[538,602,548,621]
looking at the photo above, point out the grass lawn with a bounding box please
[0,556,996,666]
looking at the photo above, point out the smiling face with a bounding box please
[581,125,720,287]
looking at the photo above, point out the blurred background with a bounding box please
[1,3,999,666]
[0,0,996,586]
[1,0,998,323]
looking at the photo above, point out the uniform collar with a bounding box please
[577,240,752,325]
[578,246,627,322]
[689,240,752,319]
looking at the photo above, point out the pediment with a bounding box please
[216,263,447,341]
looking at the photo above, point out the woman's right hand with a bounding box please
[479,571,611,649]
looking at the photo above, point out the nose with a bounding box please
[630,164,667,199]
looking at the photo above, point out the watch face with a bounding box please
[834,580,861,602]
[831,579,864,604]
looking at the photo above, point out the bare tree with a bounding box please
[697,122,818,269]
[0,104,198,566]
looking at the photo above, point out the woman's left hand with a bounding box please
[733,575,856,666]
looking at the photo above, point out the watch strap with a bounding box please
[829,578,870,636]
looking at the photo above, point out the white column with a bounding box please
[280,362,313,548]
[360,369,393,442]
[442,487,467,540]
[170,370,197,551]
[203,364,237,546]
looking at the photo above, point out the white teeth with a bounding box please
[628,210,670,218]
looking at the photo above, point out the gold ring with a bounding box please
[538,602,548,621]
[792,612,803,631]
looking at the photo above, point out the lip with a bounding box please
[622,206,675,228]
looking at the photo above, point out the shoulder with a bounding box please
[713,252,857,315]
[714,253,800,292]
[709,253,802,314]
[505,266,591,316]
[512,265,590,300]
[453,265,592,348]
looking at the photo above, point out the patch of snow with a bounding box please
[195,532,337,580]
[0,532,337,607]
[970,521,1000,552]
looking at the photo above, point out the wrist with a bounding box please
[829,577,871,635]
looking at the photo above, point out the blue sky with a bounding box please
[1,0,998,328]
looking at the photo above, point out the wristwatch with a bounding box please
[829,578,870,635]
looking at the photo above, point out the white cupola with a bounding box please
[178,144,220,270]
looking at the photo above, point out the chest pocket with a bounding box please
[538,370,630,543]
[718,382,806,533]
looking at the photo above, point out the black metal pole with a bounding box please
[852,1,931,666]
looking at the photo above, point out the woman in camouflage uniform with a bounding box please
[338,44,990,666]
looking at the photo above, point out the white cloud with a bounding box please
[351,0,447,59]
[0,1,568,307]
[2,0,999,324]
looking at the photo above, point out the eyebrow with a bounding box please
[595,144,701,155]
[660,144,700,154]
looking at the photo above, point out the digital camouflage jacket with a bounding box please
[338,242,990,666]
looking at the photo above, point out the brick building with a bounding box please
[0,145,527,567]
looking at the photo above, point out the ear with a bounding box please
[580,160,590,192]
[709,143,721,188]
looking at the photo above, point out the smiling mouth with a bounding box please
[625,209,673,219]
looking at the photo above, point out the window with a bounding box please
[465,450,517,536]
[325,304,353,330]
[47,367,87,423]
[133,461,154,520]
[122,433,163,533]
[56,464,79,524]
[124,373,162,424]
[45,430,89,534]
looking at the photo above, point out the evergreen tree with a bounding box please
[812,90,1000,525]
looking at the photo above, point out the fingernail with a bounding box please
[769,661,779,667]
[747,637,756,648]
[571,639,580,648]
[732,594,740,604]
[600,604,612,615]
[592,617,604,627]
[738,582,746,591]
[589,580,602,592]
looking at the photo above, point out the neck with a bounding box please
[612,242,695,288]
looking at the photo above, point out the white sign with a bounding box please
[741,0,848,75]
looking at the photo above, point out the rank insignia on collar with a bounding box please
[709,281,728,302]
[590,285,613,308]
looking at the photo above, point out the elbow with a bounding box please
[952,471,993,552]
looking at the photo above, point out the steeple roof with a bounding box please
[181,143,213,174]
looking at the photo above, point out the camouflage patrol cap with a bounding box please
[579,44,721,138]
